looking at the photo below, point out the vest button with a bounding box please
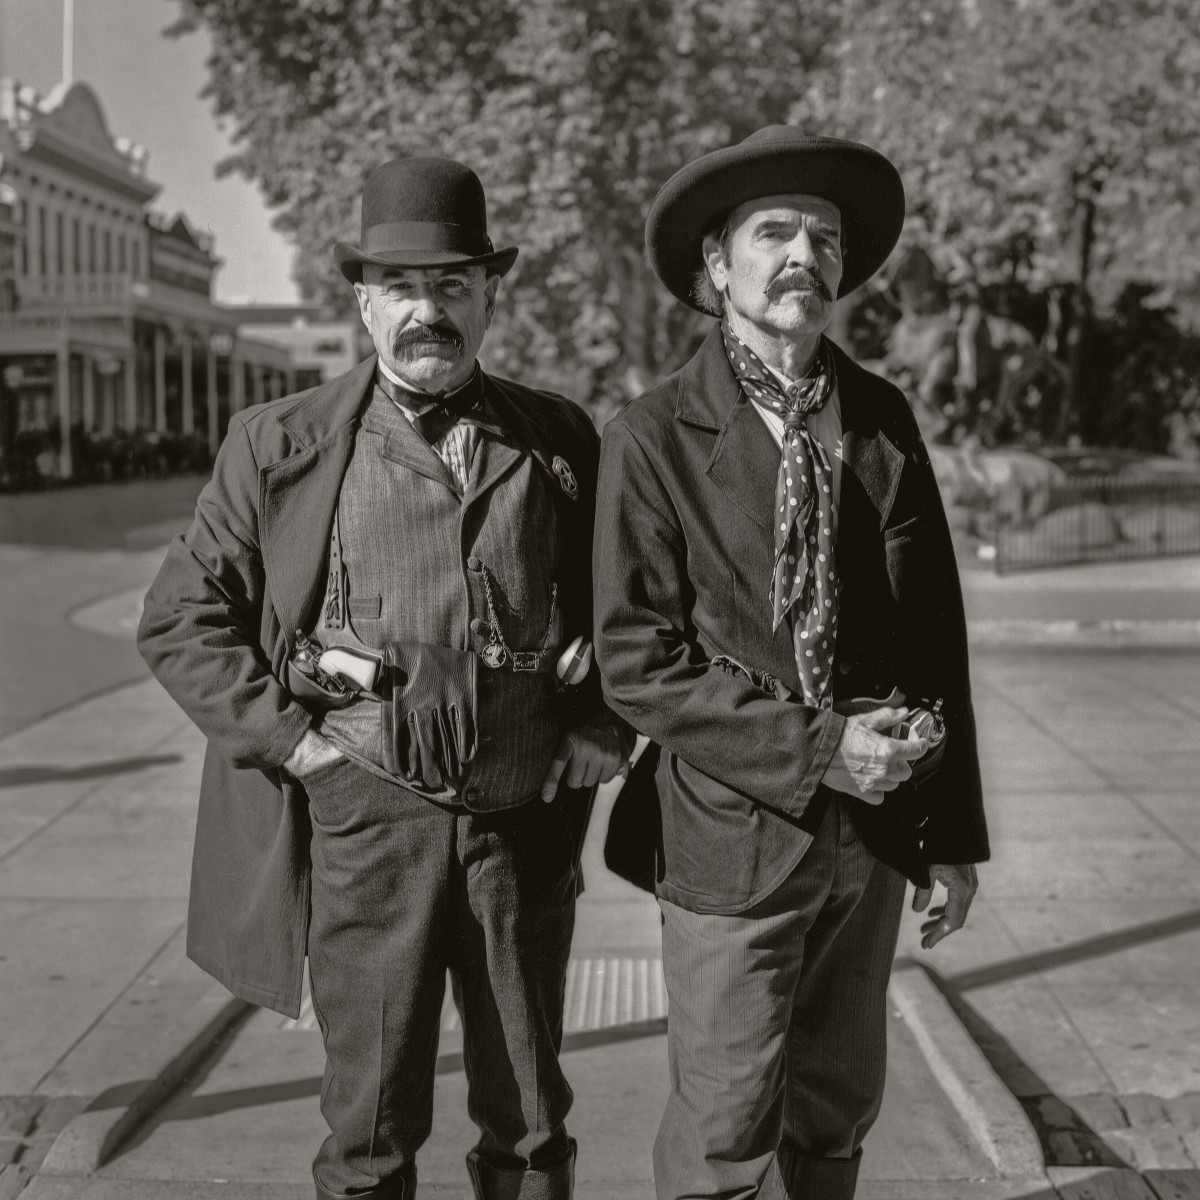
[465,786,481,804]
[838,661,852,675]
[466,556,483,572]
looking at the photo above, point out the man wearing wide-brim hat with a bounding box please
[140,155,633,1200]
[594,127,990,1199]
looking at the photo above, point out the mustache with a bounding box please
[393,322,464,353]
[764,269,833,302]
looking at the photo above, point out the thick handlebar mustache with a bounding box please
[394,324,464,349]
[764,272,832,301]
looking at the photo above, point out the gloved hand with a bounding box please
[382,641,478,791]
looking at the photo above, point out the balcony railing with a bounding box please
[16,274,135,307]
[992,473,1200,573]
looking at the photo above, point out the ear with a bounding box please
[483,272,501,325]
[701,233,729,299]
[352,281,373,332]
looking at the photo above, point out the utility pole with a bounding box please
[63,0,75,85]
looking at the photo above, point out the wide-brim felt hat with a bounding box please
[645,127,905,311]
[335,156,518,283]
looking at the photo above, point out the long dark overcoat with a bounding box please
[594,326,989,913]
[138,356,600,1016]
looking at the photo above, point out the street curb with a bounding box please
[967,619,1200,649]
[38,990,255,1177]
[888,964,1045,1180]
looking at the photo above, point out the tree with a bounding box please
[174,0,1200,443]
[171,0,841,415]
[809,0,1200,442]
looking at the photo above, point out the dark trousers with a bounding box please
[303,757,581,1199]
[654,796,907,1200]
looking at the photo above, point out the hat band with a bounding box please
[362,221,494,257]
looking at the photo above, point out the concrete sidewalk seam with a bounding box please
[30,920,187,1095]
[889,963,1045,1180]
[967,619,1200,649]
[37,991,254,1177]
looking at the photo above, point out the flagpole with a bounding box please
[63,0,74,84]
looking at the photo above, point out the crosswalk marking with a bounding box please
[281,956,668,1035]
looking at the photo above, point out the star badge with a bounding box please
[552,455,578,500]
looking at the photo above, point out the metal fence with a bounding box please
[992,472,1200,573]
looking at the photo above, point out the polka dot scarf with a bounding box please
[722,326,839,709]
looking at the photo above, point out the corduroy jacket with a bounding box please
[594,326,989,913]
[138,355,602,1015]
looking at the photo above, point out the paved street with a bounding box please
[1,483,1199,1199]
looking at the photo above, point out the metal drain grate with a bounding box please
[282,956,668,1035]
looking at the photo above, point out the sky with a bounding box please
[0,0,300,304]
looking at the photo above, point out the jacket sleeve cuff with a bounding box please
[783,706,846,814]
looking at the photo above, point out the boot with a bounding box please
[465,1138,577,1200]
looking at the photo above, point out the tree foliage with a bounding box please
[173,0,1200,443]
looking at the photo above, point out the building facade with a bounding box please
[0,78,306,485]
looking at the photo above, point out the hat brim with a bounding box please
[334,243,519,284]
[645,135,905,312]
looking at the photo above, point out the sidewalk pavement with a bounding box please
[1,548,1198,1199]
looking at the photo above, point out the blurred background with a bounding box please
[1,0,1198,574]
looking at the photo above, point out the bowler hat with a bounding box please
[335,156,518,283]
[645,127,905,312]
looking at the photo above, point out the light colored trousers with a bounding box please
[655,795,906,1200]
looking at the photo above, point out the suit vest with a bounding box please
[316,388,565,809]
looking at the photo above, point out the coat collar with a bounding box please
[680,323,904,533]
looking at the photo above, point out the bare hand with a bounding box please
[822,705,928,805]
[540,720,633,802]
[913,863,979,949]
[283,729,345,778]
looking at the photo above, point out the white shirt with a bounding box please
[751,361,843,538]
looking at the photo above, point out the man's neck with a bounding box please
[378,355,478,398]
[725,310,822,382]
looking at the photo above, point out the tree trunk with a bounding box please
[1054,189,1097,443]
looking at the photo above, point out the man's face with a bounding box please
[354,263,499,391]
[703,194,843,341]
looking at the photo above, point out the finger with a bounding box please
[897,736,930,760]
[888,756,914,784]
[598,754,627,785]
[861,706,910,731]
[944,880,972,931]
[912,886,933,912]
[540,743,572,802]
[860,789,885,806]
[579,758,605,789]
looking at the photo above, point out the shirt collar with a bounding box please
[376,358,484,414]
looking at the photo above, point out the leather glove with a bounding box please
[382,641,478,791]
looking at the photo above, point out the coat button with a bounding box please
[465,786,481,804]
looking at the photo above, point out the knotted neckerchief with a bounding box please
[722,326,839,708]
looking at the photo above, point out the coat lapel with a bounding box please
[681,326,779,532]
[832,343,905,534]
[259,356,377,639]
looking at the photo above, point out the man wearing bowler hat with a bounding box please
[593,127,990,1198]
[139,156,632,1200]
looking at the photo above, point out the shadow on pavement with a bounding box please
[946,908,1200,992]
[0,755,182,788]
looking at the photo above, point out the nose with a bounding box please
[408,287,443,324]
[785,229,819,270]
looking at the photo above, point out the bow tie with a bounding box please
[375,365,484,418]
